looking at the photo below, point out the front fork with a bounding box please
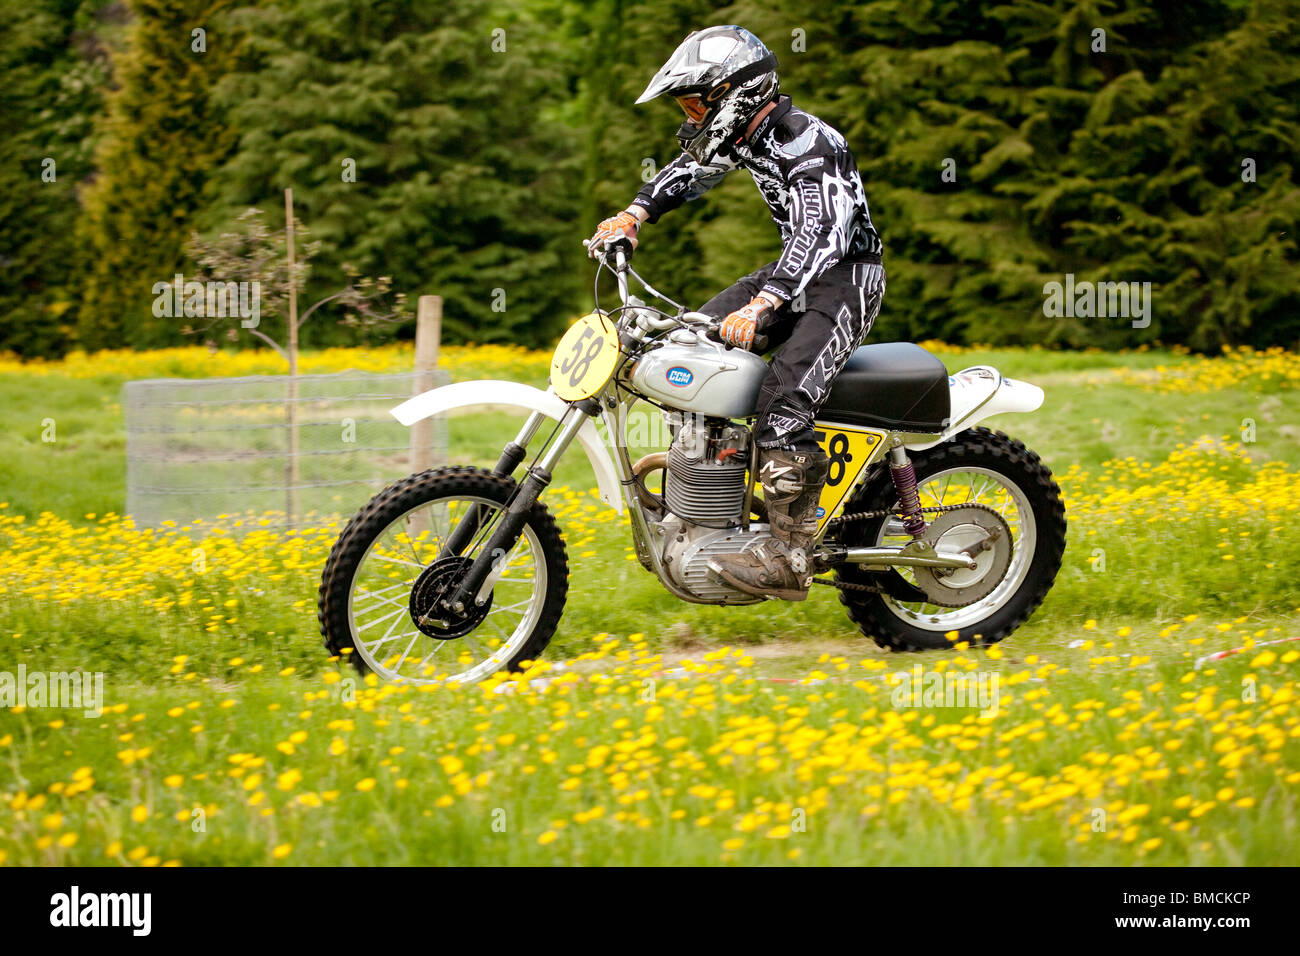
[440,410,546,559]
[441,402,595,614]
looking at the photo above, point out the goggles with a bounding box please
[673,94,709,124]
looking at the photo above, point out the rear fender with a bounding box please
[390,380,624,513]
[905,366,1044,452]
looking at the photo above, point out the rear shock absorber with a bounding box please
[888,444,927,538]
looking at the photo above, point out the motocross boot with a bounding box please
[709,446,830,601]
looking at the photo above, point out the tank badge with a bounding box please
[666,366,694,387]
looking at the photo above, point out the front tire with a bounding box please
[318,466,569,684]
[833,428,1066,651]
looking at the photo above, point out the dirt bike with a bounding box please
[318,240,1066,684]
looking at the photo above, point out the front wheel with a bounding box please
[833,428,1066,651]
[318,466,569,684]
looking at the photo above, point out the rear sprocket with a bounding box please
[909,505,1012,608]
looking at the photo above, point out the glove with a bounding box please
[588,210,640,258]
[719,295,777,350]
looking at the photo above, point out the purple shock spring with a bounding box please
[889,456,927,537]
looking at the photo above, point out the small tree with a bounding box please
[186,205,408,364]
[186,204,409,522]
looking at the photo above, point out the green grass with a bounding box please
[1,344,1298,866]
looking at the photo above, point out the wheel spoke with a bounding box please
[364,611,411,650]
[354,583,411,613]
[412,642,444,676]
[392,631,423,677]
[488,598,533,618]
[356,604,408,632]
[370,552,423,570]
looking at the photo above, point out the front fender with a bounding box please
[390,380,624,513]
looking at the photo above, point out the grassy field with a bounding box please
[1,342,1298,865]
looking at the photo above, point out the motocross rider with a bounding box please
[588,25,886,602]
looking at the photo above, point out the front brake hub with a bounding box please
[408,555,493,639]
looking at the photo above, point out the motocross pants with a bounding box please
[699,257,885,451]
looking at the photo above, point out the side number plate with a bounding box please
[813,424,887,532]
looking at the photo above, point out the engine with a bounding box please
[663,414,748,527]
[645,413,777,604]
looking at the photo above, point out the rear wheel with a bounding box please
[833,428,1066,650]
[318,466,568,684]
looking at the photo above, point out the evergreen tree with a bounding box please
[76,0,242,349]
[0,0,115,355]
[731,0,1298,350]
[206,0,584,349]
[5,0,1294,356]
[1063,0,1300,348]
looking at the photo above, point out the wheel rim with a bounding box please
[876,466,1037,632]
[345,495,547,684]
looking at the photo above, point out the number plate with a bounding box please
[813,424,888,532]
[550,312,621,401]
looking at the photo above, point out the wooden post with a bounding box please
[285,188,300,525]
[410,295,443,474]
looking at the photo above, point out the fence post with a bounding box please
[410,295,443,474]
[285,187,301,525]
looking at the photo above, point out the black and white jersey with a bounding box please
[632,95,882,302]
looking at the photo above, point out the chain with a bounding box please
[825,500,997,531]
[813,577,884,593]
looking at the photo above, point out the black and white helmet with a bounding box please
[635,26,779,165]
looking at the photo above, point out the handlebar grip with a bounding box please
[583,236,635,264]
[605,236,635,259]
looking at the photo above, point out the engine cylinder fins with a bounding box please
[664,442,747,527]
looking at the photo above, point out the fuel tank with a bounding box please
[630,334,767,418]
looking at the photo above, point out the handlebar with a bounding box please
[582,236,634,267]
[582,239,768,353]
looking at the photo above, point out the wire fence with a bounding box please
[124,370,448,530]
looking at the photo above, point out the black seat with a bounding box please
[818,343,951,432]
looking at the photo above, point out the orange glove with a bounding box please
[719,295,777,349]
[588,210,640,257]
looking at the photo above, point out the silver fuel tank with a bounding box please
[630,331,767,419]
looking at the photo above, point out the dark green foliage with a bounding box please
[727,0,1299,349]
[7,0,1298,356]
[75,0,243,350]
[205,0,583,348]
[0,0,117,354]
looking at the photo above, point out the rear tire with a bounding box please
[833,428,1066,651]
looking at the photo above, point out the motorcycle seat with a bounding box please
[818,342,951,432]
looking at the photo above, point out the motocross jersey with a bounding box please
[631,95,882,302]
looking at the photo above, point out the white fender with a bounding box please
[390,380,624,513]
[906,365,1044,451]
